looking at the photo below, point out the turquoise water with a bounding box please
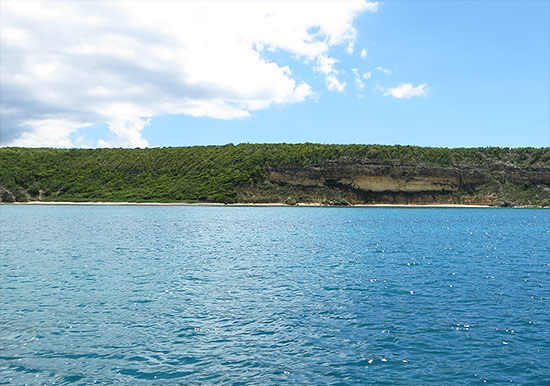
[1,205,549,385]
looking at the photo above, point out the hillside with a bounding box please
[1,144,549,206]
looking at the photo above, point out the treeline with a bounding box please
[0,143,548,203]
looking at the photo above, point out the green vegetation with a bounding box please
[0,144,549,205]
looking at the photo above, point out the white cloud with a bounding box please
[0,0,377,147]
[10,119,92,148]
[362,71,372,80]
[316,56,339,75]
[315,55,347,92]
[346,42,355,55]
[352,68,365,91]
[382,83,427,99]
[360,48,368,59]
[98,118,150,148]
[376,66,392,74]
[326,75,347,92]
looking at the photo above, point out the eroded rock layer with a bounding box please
[262,161,550,205]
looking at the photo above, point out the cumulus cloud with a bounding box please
[0,0,377,147]
[8,119,92,148]
[360,48,368,59]
[382,83,427,99]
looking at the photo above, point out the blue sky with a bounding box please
[143,1,550,148]
[1,1,548,148]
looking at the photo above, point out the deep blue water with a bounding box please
[1,205,549,385]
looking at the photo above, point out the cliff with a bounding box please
[0,144,549,206]
[249,160,550,205]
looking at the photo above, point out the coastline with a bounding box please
[0,201,515,208]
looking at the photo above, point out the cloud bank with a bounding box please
[382,83,427,99]
[0,0,377,147]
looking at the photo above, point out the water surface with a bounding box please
[1,205,549,384]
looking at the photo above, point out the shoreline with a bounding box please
[2,201,542,208]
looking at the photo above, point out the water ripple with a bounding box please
[0,206,548,384]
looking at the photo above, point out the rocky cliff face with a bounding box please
[262,161,550,205]
[0,186,16,202]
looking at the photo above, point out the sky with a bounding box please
[0,0,548,149]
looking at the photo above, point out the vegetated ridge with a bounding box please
[1,144,549,206]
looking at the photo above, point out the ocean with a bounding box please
[1,205,549,385]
